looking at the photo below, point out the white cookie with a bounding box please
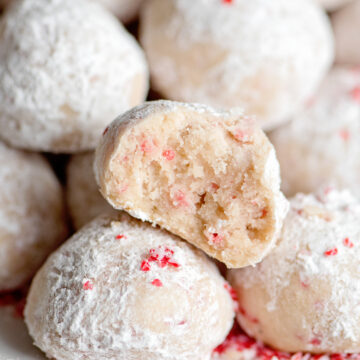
[229,188,360,353]
[140,0,333,130]
[0,141,68,291]
[25,213,234,360]
[0,0,149,153]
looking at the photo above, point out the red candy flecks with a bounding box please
[140,246,180,272]
[116,234,126,240]
[213,323,360,360]
[151,279,163,287]
[343,237,354,248]
[172,189,189,208]
[339,130,350,142]
[83,280,94,291]
[162,149,175,161]
[222,0,233,4]
[350,86,360,103]
[324,248,338,257]
[310,338,322,346]
[210,233,224,245]
[102,126,109,136]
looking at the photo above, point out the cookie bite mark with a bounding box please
[95,101,288,268]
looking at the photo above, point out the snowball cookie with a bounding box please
[0,142,68,291]
[228,188,360,353]
[94,0,144,23]
[66,152,117,230]
[333,0,360,65]
[25,213,235,360]
[317,0,353,11]
[270,67,360,199]
[140,0,334,130]
[95,100,288,268]
[0,0,149,153]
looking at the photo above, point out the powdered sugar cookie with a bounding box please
[66,152,117,230]
[0,141,67,291]
[333,0,360,65]
[140,0,333,130]
[270,67,360,199]
[94,0,144,22]
[317,0,353,11]
[95,100,288,268]
[25,213,234,360]
[0,0,149,153]
[228,188,360,353]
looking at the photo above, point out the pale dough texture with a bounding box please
[140,0,334,130]
[228,188,360,353]
[95,100,288,268]
[270,67,360,199]
[332,0,360,65]
[25,213,235,360]
[66,152,118,230]
[94,0,144,23]
[0,141,67,291]
[0,0,149,153]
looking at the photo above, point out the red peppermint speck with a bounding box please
[140,260,151,272]
[350,86,360,103]
[116,234,126,240]
[102,126,109,136]
[222,0,233,4]
[339,130,350,141]
[324,248,338,256]
[310,338,322,346]
[260,208,268,219]
[239,307,259,324]
[210,233,224,245]
[117,184,128,193]
[162,149,175,161]
[211,183,220,192]
[224,283,238,302]
[83,281,93,291]
[297,209,303,216]
[172,189,189,207]
[151,279,163,287]
[343,237,354,248]
[301,281,310,289]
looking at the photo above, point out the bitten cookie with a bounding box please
[0,0,149,153]
[25,213,234,360]
[228,188,360,353]
[270,67,360,199]
[95,101,288,268]
[0,141,67,291]
[140,0,333,130]
[332,0,360,65]
[66,152,117,230]
[94,0,144,22]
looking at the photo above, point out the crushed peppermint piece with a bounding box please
[116,234,126,240]
[324,248,338,257]
[350,86,360,102]
[140,246,180,272]
[162,149,175,161]
[83,280,93,291]
[151,279,163,287]
[343,237,354,248]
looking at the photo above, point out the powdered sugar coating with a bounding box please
[270,67,360,199]
[0,141,67,291]
[140,0,333,130]
[66,152,118,230]
[25,213,235,360]
[332,0,360,65]
[229,188,360,353]
[317,0,353,11]
[0,0,149,153]
[93,0,144,22]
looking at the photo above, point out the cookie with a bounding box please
[25,213,234,360]
[95,100,288,268]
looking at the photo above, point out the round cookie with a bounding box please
[270,67,360,199]
[140,0,334,130]
[25,213,235,360]
[94,0,144,23]
[0,141,67,291]
[228,188,360,353]
[333,0,360,65]
[317,0,353,11]
[95,100,288,268]
[0,0,149,153]
[66,152,117,230]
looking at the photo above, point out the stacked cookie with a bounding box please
[0,0,359,359]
